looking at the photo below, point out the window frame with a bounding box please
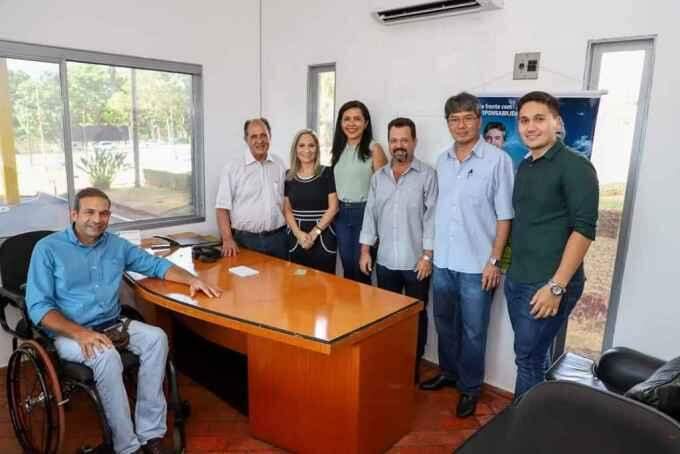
[306,63,336,131]
[0,39,205,235]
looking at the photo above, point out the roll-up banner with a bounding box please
[476,91,606,168]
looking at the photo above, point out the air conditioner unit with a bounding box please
[373,0,503,25]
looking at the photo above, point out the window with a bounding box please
[307,64,336,166]
[0,40,204,238]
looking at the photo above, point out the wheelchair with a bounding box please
[0,231,190,453]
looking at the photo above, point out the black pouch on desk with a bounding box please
[192,245,222,262]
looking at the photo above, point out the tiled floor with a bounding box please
[0,362,512,453]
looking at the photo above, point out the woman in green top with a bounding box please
[331,100,387,283]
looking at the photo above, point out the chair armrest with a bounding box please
[0,286,26,310]
[596,347,666,394]
[0,286,28,336]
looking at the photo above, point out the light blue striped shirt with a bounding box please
[26,226,173,329]
[359,158,438,270]
[434,137,514,273]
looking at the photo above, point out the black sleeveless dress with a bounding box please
[284,166,337,273]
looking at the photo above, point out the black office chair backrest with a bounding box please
[457,381,680,454]
[0,230,54,293]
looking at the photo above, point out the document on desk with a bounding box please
[163,248,198,276]
[228,265,259,277]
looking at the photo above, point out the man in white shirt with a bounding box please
[216,118,287,259]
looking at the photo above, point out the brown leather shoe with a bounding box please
[142,438,171,454]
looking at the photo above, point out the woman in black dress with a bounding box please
[283,129,339,273]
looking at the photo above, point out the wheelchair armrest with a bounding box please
[0,286,29,337]
[596,346,666,394]
[0,286,27,311]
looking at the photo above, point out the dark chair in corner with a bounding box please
[0,230,189,454]
[546,346,665,394]
[456,380,680,454]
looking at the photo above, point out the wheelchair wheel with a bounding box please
[7,339,65,454]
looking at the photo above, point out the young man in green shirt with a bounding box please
[505,91,599,397]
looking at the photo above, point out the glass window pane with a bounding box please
[67,62,195,224]
[0,58,68,237]
[565,48,647,358]
[316,70,335,166]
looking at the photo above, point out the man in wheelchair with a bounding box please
[25,187,222,454]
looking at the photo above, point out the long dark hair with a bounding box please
[331,100,374,166]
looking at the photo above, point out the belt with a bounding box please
[339,200,366,207]
[234,225,286,237]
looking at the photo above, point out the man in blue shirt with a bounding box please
[420,93,514,418]
[358,117,438,382]
[26,187,222,454]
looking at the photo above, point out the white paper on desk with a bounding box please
[228,265,259,277]
[126,271,146,281]
[165,248,198,276]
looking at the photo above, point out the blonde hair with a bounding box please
[287,129,321,180]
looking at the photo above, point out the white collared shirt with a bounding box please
[215,149,287,233]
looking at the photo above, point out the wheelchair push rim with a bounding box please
[7,339,65,454]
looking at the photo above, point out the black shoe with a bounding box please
[456,393,478,418]
[419,374,456,391]
[142,438,172,454]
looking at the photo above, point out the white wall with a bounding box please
[260,0,680,390]
[0,0,261,365]
[1,0,679,390]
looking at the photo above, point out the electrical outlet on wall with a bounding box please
[514,52,541,80]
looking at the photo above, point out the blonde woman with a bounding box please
[283,130,339,273]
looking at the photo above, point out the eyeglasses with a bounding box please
[447,115,478,126]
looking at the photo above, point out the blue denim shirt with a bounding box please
[434,137,514,273]
[26,226,173,329]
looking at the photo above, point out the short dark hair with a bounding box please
[483,121,507,139]
[73,187,111,211]
[517,91,561,117]
[388,117,417,140]
[243,118,271,138]
[444,92,481,118]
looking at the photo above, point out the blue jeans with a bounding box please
[334,202,371,284]
[505,269,585,397]
[432,266,494,396]
[233,227,288,260]
[55,320,168,454]
[376,264,429,359]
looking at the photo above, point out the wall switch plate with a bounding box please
[514,52,541,80]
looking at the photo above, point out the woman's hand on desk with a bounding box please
[188,278,223,298]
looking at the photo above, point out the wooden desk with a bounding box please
[128,248,422,454]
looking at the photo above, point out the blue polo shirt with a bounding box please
[434,137,515,273]
[26,226,173,329]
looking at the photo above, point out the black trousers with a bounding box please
[233,228,288,260]
[375,263,429,359]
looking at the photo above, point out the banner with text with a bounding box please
[477,94,602,168]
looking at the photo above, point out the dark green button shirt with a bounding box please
[508,140,599,283]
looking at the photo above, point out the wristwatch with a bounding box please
[489,257,501,268]
[548,279,566,296]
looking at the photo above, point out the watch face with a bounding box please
[550,285,564,296]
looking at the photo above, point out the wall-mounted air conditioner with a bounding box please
[373,0,503,25]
